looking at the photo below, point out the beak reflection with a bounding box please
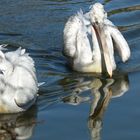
[61,73,129,140]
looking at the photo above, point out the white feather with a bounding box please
[0,46,38,113]
[107,25,131,62]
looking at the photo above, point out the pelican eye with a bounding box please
[95,21,99,25]
[0,69,5,75]
[0,71,3,75]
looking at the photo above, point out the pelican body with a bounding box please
[0,45,38,113]
[63,3,131,76]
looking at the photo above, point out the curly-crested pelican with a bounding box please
[63,3,130,77]
[0,45,39,113]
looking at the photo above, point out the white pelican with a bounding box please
[0,45,38,113]
[63,3,131,77]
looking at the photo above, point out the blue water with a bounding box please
[0,0,140,140]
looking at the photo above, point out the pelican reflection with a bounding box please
[0,106,37,140]
[62,74,129,140]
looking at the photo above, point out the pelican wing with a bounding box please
[63,11,90,59]
[63,15,79,58]
[105,19,131,62]
[75,25,93,64]
[14,89,37,110]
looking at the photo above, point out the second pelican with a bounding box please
[63,3,131,77]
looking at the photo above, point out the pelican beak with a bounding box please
[92,23,113,77]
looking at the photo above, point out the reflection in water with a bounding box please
[0,106,37,140]
[62,74,129,140]
[0,0,139,139]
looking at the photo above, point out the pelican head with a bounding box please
[89,3,107,23]
[63,3,131,77]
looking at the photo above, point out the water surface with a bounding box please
[0,0,140,140]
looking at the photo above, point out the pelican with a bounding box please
[63,3,131,77]
[0,45,38,113]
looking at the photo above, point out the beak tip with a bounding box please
[108,71,113,78]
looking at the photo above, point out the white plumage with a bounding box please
[63,3,131,77]
[0,45,38,113]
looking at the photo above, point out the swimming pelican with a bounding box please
[0,45,38,113]
[63,3,130,77]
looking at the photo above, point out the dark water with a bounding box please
[0,0,140,139]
